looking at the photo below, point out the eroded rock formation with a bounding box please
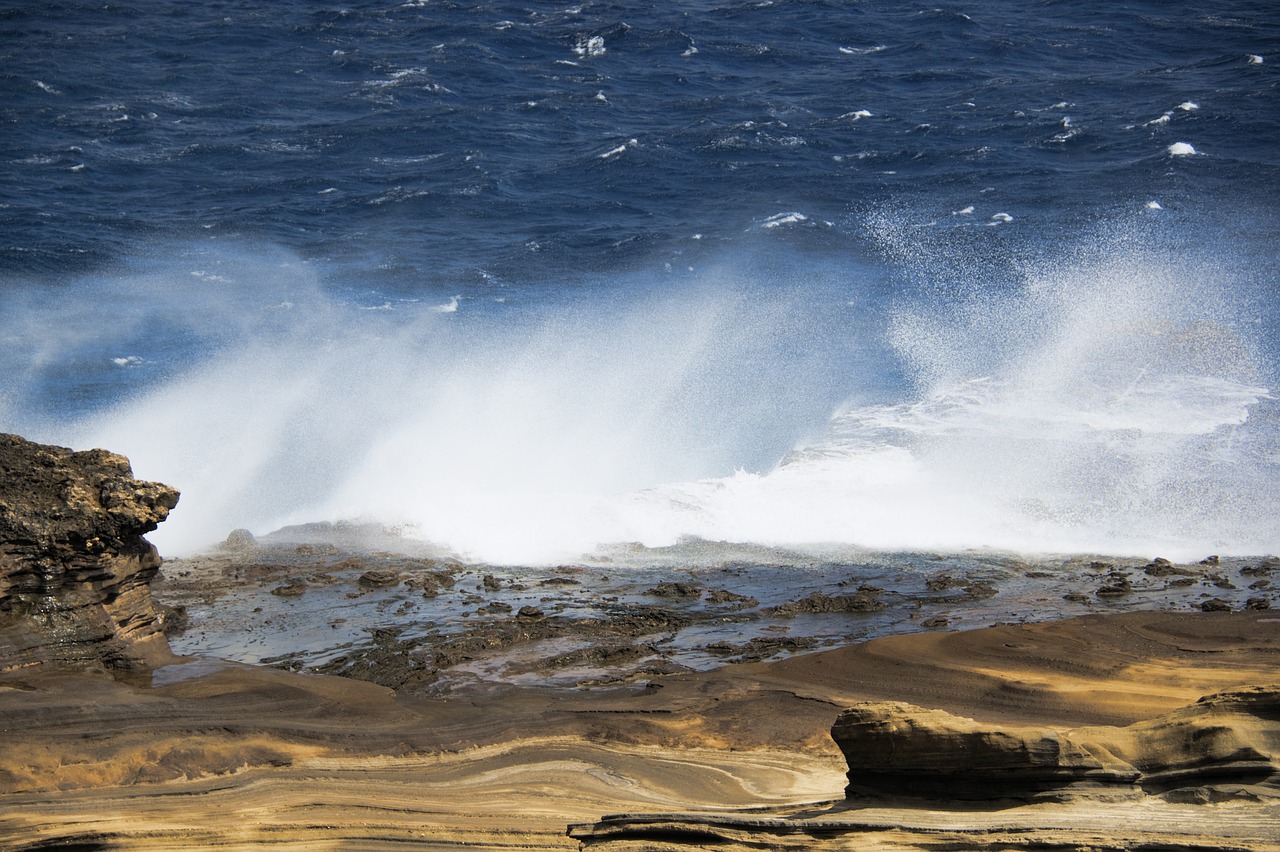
[832,685,1280,802]
[0,433,179,670]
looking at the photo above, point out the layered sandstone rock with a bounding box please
[832,685,1280,802]
[0,433,180,670]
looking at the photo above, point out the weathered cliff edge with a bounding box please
[833,685,1280,803]
[0,433,180,671]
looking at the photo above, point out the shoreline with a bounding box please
[3,606,1277,849]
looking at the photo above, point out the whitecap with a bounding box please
[838,45,887,55]
[111,356,144,367]
[1144,112,1171,127]
[838,109,873,120]
[953,206,975,215]
[1177,101,1199,111]
[1167,141,1197,156]
[430,296,460,313]
[1247,54,1263,65]
[1145,200,1163,210]
[989,212,1013,224]
[574,35,606,58]
[34,80,61,95]
[760,212,809,228]
[599,143,627,159]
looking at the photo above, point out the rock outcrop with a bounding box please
[0,433,180,671]
[832,685,1280,803]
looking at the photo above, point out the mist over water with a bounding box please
[3,214,1275,565]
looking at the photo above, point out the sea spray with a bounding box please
[601,217,1278,561]
[12,242,876,558]
[3,213,1276,564]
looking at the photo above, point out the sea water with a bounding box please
[1,1,1277,565]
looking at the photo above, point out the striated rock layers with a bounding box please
[832,685,1280,803]
[0,433,180,671]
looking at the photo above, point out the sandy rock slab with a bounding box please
[2,610,1277,850]
[569,611,1280,851]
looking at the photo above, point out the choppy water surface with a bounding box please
[2,1,1278,565]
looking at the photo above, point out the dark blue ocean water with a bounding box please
[2,1,1279,563]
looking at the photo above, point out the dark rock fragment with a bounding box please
[770,587,886,616]
[357,570,401,589]
[704,588,758,609]
[270,581,307,597]
[644,581,701,598]
[1096,572,1132,597]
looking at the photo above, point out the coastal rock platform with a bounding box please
[1,436,1278,850]
[4,609,1277,850]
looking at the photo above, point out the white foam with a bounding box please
[1177,101,1199,111]
[1167,142,1197,156]
[1247,54,1263,65]
[989,212,1013,224]
[760,212,808,228]
[1146,200,1163,210]
[574,35,606,58]
[953,206,975,215]
[599,143,627,159]
[1144,112,1172,126]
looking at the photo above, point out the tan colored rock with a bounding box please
[832,685,1280,802]
[0,433,180,671]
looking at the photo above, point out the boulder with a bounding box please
[831,686,1280,803]
[0,433,180,671]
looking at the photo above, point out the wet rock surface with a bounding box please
[0,434,180,670]
[154,534,1280,695]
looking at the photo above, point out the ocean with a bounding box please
[2,0,1278,565]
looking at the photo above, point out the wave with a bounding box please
[2,213,1276,565]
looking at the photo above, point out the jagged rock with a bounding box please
[1096,571,1133,597]
[644,580,702,598]
[770,587,886,615]
[357,569,401,589]
[221,528,257,551]
[831,686,1280,803]
[0,433,180,671]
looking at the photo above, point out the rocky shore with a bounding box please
[1,434,1277,850]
